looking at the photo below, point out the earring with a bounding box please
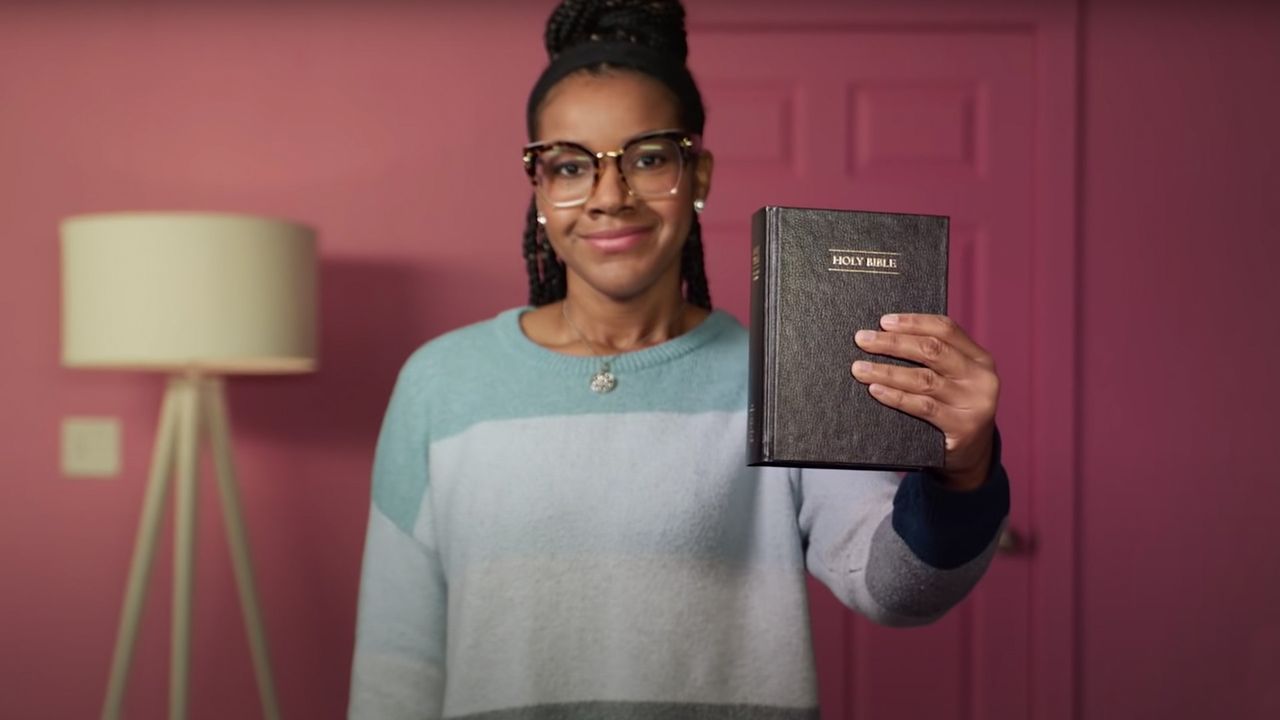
[537,214,547,226]
[693,199,706,214]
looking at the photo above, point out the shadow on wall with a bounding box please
[229,256,433,448]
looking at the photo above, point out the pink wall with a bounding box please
[1078,1,1280,717]
[2,1,1278,719]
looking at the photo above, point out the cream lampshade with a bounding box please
[61,211,317,720]
[62,211,317,374]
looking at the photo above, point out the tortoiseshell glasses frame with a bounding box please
[522,129,703,209]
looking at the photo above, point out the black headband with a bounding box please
[525,41,706,140]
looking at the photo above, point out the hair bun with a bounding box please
[544,0,689,63]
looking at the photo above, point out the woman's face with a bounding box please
[533,70,711,305]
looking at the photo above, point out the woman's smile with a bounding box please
[578,224,653,253]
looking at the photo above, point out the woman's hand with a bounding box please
[851,313,1000,491]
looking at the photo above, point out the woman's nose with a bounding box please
[585,158,630,213]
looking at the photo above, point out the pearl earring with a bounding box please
[537,214,547,226]
[693,199,706,214]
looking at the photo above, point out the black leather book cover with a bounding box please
[748,206,948,470]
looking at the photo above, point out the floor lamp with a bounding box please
[61,212,318,720]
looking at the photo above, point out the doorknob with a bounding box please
[996,527,1028,555]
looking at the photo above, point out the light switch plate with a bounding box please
[62,417,122,478]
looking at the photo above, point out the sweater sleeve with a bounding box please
[793,428,1010,626]
[349,356,447,719]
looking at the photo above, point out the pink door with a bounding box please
[688,3,1079,718]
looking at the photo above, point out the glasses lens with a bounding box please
[622,137,684,199]
[534,145,595,206]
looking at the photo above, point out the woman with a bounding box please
[349,1,1009,718]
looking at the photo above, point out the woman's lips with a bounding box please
[581,226,652,253]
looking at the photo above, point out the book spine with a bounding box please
[747,207,770,465]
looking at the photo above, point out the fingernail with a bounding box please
[881,314,899,328]
[868,383,887,396]
[855,330,876,344]
[852,360,872,375]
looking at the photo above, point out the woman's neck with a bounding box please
[558,270,709,355]
[561,290,689,356]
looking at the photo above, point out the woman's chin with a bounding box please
[570,271,676,304]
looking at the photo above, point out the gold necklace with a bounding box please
[560,300,685,394]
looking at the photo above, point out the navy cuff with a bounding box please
[890,426,1011,570]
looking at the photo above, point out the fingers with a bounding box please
[861,378,998,450]
[851,315,1000,461]
[878,314,994,369]
[854,328,970,379]
[854,357,999,412]
[851,360,958,403]
[864,382,957,429]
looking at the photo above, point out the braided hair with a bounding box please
[523,0,712,310]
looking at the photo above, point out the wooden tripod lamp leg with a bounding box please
[170,374,201,720]
[101,374,284,720]
[102,378,183,720]
[203,377,282,720]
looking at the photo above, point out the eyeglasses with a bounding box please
[522,129,702,209]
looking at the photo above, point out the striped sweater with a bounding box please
[348,308,1010,719]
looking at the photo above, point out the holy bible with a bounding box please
[748,206,948,470]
